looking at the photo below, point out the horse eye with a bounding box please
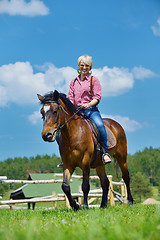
[52,110,57,114]
[41,112,45,120]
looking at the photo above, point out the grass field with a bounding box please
[0,204,160,240]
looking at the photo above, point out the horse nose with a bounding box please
[42,132,53,142]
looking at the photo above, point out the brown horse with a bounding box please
[38,90,133,210]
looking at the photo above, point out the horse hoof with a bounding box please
[100,205,107,209]
[83,204,89,210]
[73,203,80,211]
[128,201,133,206]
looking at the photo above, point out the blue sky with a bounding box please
[0,0,159,161]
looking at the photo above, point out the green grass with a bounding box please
[0,204,160,240]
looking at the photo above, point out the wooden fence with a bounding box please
[0,174,127,209]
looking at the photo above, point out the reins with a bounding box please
[49,101,83,136]
[58,106,83,131]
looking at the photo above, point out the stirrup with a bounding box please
[57,162,63,168]
[102,153,112,164]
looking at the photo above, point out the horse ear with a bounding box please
[37,94,44,102]
[53,90,59,101]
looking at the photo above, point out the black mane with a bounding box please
[40,91,79,115]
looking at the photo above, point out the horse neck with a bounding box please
[59,100,72,120]
[59,100,81,137]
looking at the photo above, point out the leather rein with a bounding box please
[44,100,83,136]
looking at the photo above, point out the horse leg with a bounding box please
[61,168,79,211]
[122,169,133,205]
[115,152,133,205]
[82,169,90,209]
[96,165,110,208]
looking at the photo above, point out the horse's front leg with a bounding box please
[82,169,90,209]
[61,168,79,211]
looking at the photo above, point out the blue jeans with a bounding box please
[81,106,108,154]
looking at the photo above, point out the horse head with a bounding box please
[37,90,62,142]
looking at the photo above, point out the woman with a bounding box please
[68,55,111,164]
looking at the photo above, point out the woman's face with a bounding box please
[79,61,91,76]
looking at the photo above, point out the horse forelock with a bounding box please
[40,91,55,104]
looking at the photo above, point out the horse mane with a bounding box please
[59,93,79,115]
[41,91,79,115]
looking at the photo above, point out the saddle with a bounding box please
[82,115,116,165]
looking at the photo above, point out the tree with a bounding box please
[131,172,152,203]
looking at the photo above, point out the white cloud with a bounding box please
[28,111,40,125]
[151,18,160,36]
[92,66,134,97]
[0,61,155,108]
[0,61,76,107]
[0,0,49,17]
[102,114,142,132]
[0,61,47,106]
[0,85,8,107]
[132,66,156,80]
[41,63,77,94]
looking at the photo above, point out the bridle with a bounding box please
[43,100,83,136]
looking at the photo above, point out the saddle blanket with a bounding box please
[84,117,117,149]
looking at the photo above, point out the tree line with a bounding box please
[128,147,160,202]
[0,147,160,202]
[0,154,62,196]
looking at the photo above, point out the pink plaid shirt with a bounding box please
[68,74,101,107]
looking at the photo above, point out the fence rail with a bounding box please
[0,174,127,209]
[0,197,65,205]
[0,176,7,180]
[0,179,64,184]
[54,173,124,185]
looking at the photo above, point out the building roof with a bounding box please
[10,173,97,199]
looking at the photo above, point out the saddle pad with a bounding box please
[105,126,116,149]
[83,117,116,149]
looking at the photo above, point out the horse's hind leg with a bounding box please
[123,169,133,205]
[115,152,133,205]
[62,168,79,211]
[96,165,110,208]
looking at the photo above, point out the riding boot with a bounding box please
[57,162,63,168]
[102,153,112,164]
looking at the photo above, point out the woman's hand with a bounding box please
[82,99,98,110]
[82,103,90,110]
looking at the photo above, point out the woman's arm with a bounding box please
[68,79,75,103]
[82,99,98,109]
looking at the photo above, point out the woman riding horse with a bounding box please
[37,56,133,210]
[68,55,111,164]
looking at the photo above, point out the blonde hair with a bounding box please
[77,55,93,69]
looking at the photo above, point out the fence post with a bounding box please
[9,199,13,210]
[54,201,57,208]
[65,194,70,209]
[121,179,127,199]
[52,192,57,208]
[78,186,82,205]
[108,176,115,206]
